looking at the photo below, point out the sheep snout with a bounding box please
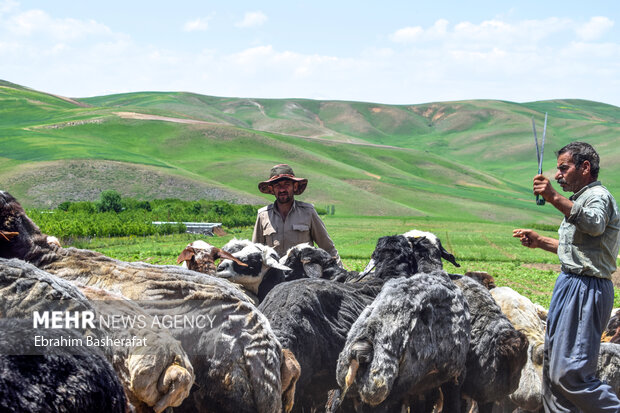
[154,363,194,413]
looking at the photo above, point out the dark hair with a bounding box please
[556,142,600,179]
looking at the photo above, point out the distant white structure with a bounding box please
[152,222,222,236]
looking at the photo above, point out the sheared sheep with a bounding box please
[333,234,470,412]
[597,342,620,397]
[397,231,529,412]
[490,287,545,412]
[453,276,529,413]
[0,257,193,413]
[216,238,292,303]
[0,191,295,413]
[0,318,128,413]
[259,277,384,412]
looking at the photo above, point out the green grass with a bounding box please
[1,81,618,220]
[63,216,620,309]
[2,81,620,307]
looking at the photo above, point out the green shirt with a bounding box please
[558,181,620,279]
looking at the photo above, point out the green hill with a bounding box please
[1,81,618,224]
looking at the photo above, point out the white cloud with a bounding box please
[6,9,112,40]
[183,17,210,32]
[0,0,18,15]
[1,5,618,107]
[235,11,267,28]
[390,26,424,43]
[576,16,614,41]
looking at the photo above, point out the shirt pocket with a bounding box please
[292,224,311,245]
[262,221,277,245]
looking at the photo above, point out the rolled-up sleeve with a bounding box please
[567,195,610,237]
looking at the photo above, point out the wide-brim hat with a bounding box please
[258,164,308,195]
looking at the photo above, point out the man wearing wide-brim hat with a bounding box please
[253,164,340,262]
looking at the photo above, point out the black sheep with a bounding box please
[453,275,529,413]
[404,230,529,413]
[333,234,470,412]
[258,277,384,412]
[0,318,128,413]
[280,244,357,282]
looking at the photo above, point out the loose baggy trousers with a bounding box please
[543,272,620,412]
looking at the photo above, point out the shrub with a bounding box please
[98,190,123,213]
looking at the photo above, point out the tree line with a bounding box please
[28,190,260,239]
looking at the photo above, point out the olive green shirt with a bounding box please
[252,200,339,259]
[558,181,620,279]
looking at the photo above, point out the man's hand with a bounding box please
[513,229,540,249]
[513,228,559,253]
[533,174,574,216]
[533,174,558,203]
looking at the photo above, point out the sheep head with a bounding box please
[216,241,291,294]
[280,244,336,280]
[0,191,46,260]
[177,240,247,275]
[403,230,460,273]
[359,235,415,280]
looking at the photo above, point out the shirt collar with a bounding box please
[570,181,601,201]
[272,200,297,215]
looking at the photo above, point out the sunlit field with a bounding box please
[63,216,620,308]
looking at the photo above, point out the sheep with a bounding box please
[0,256,194,413]
[0,318,129,413]
[597,342,620,397]
[397,230,529,412]
[216,238,292,303]
[332,234,470,412]
[453,276,529,413]
[176,239,247,274]
[465,271,497,290]
[258,277,385,412]
[603,308,620,343]
[0,190,295,413]
[490,287,545,412]
[279,244,356,282]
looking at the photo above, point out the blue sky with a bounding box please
[1,0,618,106]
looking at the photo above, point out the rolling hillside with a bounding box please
[1,80,618,223]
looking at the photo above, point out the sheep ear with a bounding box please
[358,258,376,278]
[215,248,248,267]
[177,247,195,264]
[265,253,292,271]
[303,263,323,278]
[439,241,460,267]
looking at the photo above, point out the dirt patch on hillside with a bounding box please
[0,160,264,208]
[114,112,218,125]
[364,171,381,180]
[523,263,620,288]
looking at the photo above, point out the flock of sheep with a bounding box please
[1,189,619,413]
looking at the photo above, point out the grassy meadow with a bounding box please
[2,80,620,308]
[65,215,620,309]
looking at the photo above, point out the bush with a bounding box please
[98,190,122,213]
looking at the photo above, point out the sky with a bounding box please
[1,0,619,106]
